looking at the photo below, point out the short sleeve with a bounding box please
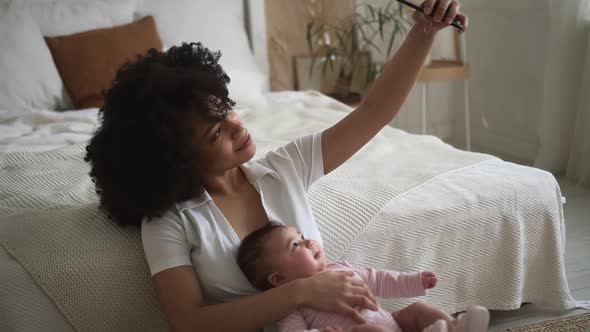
[141,212,193,276]
[276,131,324,191]
[350,264,426,298]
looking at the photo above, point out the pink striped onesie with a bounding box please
[278,261,426,332]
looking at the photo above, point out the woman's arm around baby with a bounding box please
[153,267,377,332]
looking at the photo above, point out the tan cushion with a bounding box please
[45,16,162,109]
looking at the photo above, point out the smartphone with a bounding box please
[395,0,464,31]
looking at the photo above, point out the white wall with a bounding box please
[457,0,549,160]
[251,0,564,162]
[351,0,462,141]
[394,0,553,160]
[395,0,560,162]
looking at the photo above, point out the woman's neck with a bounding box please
[201,166,248,196]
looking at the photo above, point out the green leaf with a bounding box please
[357,23,382,54]
[378,11,384,40]
[385,0,394,14]
[306,22,314,52]
[367,62,376,84]
[335,30,346,54]
[309,56,317,78]
[321,56,328,77]
[355,15,379,36]
[327,49,336,72]
[351,25,358,54]
[368,5,376,20]
[386,22,399,58]
[321,49,336,78]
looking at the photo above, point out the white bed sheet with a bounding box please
[0,108,97,153]
[0,91,576,331]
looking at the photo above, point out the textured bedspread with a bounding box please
[0,91,576,331]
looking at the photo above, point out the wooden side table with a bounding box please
[418,60,471,150]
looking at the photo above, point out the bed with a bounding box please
[0,0,576,331]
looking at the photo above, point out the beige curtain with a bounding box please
[535,0,590,187]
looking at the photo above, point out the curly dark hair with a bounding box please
[237,222,286,291]
[84,42,235,227]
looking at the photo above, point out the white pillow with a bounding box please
[225,66,269,109]
[5,0,139,110]
[137,0,256,70]
[137,0,268,108]
[11,0,138,37]
[0,3,65,110]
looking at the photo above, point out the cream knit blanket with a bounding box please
[0,91,576,331]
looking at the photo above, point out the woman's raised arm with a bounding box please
[321,0,467,174]
[153,267,378,331]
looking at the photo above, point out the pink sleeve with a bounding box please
[279,310,319,332]
[350,264,426,298]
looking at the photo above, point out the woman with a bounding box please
[85,1,468,331]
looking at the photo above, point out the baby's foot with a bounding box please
[423,319,448,332]
[454,305,489,332]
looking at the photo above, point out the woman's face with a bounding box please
[194,110,256,174]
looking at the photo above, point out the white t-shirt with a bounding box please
[141,132,325,304]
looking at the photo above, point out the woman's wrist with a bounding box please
[286,278,309,308]
[408,24,438,40]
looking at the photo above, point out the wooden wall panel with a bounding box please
[265,0,355,91]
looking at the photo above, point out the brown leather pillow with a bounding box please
[45,16,163,109]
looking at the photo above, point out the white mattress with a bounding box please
[0,91,576,331]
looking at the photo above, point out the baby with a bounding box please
[237,222,489,332]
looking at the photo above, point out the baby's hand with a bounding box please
[421,271,437,289]
[324,326,345,332]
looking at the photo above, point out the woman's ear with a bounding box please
[268,272,286,287]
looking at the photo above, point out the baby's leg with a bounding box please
[392,302,453,332]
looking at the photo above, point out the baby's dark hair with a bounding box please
[84,42,235,226]
[237,222,286,291]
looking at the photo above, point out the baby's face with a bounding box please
[266,226,326,286]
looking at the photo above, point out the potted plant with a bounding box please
[306,0,413,103]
